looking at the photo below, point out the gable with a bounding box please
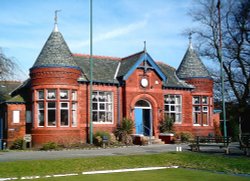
[121,52,167,82]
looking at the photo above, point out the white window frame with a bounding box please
[92,91,113,124]
[72,102,77,127]
[192,96,210,126]
[164,95,182,124]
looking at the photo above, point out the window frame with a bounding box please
[164,94,182,124]
[92,91,113,124]
[192,96,210,126]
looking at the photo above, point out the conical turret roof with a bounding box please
[31,28,79,70]
[176,43,211,79]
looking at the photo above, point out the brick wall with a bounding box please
[6,104,26,147]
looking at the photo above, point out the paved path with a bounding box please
[0,144,189,162]
[0,143,245,162]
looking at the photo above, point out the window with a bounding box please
[38,90,44,100]
[35,89,78,127]
[92,91,113,123]
[72,103,77,127]
[47,102,56,127]
[47,90,56,100]
[60,102,69,126]
[193,96,210,126]
[13,111,20,123]
[38,102,44,127]
[26,111,32,123]
[72,90,77,101]
[60,90,69,100]
[164,95,182,123]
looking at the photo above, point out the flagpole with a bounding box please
[89,0,93,144]
[217,0,227,137]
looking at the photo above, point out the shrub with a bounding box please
[93,131,111,146]
[115,118,134,145]
[159,116,174,133]
[10,138,24,150]
[180,132,193,142]
[40,142,59,151]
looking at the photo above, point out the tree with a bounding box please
[0,48,16,80]
[188,0,250,132]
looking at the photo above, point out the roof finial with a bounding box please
[189,32,193,49]
[144,40,147,53]
[54,10,61,32]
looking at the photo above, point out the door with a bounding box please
[135,108,143,134]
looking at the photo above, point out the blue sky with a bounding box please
[1,0,197,80]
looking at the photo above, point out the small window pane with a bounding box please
[93,111,98,122]
[100,103,105,110]
[203,106,208,112]
[202,97,208,104]
[38,90,44,100]
[72,103,77,127]
[194,106,201,111]
[92,92,98,101]
[48,110,56,126]
[93,103,98,110]
[47,90,56,100]
[61,109,69,126]
[48,102,56,108]
[72,90,77,101]
[193,97,200,104]
[60,90,69,100]
[99,112,105,122]
[38,110,44,126]
[61,102,68,108]
[99,92,105,102]
[38,102,44,109]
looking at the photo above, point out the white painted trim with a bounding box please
[114,62,121,79]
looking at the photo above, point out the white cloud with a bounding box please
[69,19,148,51]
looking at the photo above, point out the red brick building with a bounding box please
[0,22,220,147]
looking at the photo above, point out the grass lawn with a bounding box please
[0,152,249,179]
[35,168,250,181]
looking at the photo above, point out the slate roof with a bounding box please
[158,63,193,89]
[176,44,211,79]
[73,54,121,84]
[0,81,23,103]
[73,52,192,89]
[117,51,144,78]
[31,31,79,70]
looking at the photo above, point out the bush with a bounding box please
[175,132,193,142]
[10,138,24,150]
[115,118,134,145]
[93,131,111,146]
[180,132,193,142]
[159,116,174,133]
[40,142,59,151]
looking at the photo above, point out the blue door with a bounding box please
[135,108,143,134]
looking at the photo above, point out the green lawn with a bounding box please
[36,169,250,181]
[0,152,249,179]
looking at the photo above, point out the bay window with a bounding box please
[35,89,77,127]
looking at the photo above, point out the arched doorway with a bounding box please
[134,100,152,136]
